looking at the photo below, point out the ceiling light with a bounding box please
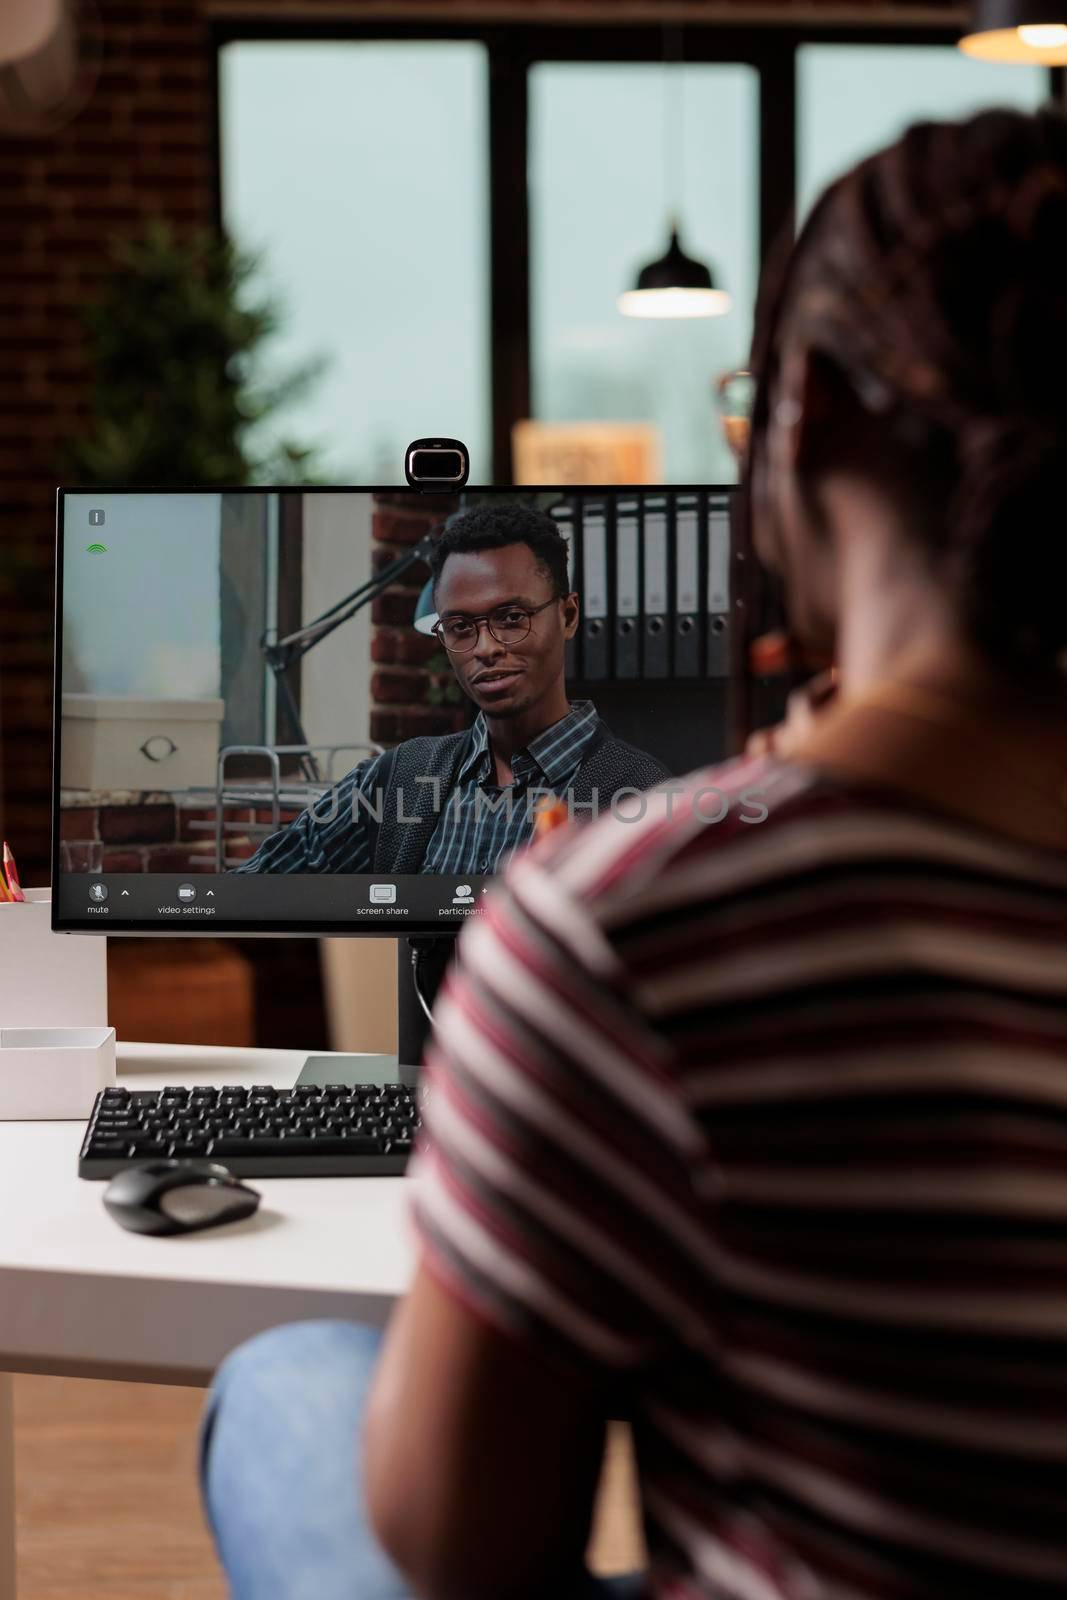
[618,27,730,322]
[618,225,731,320]
[960,2,1067,63]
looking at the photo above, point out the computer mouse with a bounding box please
[103,1160,261,1236]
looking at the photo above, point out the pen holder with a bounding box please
[0,887,108,1027]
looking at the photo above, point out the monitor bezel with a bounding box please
[52,483,737,936]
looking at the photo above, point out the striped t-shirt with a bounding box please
[411,752,1067,1600]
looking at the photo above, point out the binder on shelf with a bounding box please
[552,500,580,678]
[614,499,640,679]
[580,502,610,680]
[674,495,702,677]
[705,492,732,677]
[642,497,670,679]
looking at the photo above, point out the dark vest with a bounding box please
[366,726,670,874]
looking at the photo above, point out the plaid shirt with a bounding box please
[235,700,601,876]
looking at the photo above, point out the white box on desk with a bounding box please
[0,889,107,1030]
[61,693,225,792]
[0,1027,116,1119]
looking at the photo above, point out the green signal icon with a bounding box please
[85,543,108,554]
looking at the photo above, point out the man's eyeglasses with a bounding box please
[432,599,558,654]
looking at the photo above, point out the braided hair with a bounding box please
[745,108,1067,681]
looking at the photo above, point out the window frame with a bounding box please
[210,20,1058,482]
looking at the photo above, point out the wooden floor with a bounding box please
[14,1376,225,1600]
[13,1376,644,1597]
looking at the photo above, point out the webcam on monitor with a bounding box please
[404,437,469,491]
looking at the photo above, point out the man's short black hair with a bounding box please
[428,503,569,599]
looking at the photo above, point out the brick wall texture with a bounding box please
[1,0,963,882]
[370,493,468,746]
[58,798,302,871]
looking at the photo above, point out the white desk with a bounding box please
[0,1041,417,1600]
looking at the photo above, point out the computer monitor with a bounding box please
[52,486,737,935]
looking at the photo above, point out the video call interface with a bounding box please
[54,487,735,933]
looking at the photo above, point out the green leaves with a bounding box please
[66,219,325,487]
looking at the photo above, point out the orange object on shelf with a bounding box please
[749,630,835,677]
[512,421,662,486]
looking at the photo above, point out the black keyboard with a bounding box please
[78,1083,421,1179]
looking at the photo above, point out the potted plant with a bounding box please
[66,218,324,486]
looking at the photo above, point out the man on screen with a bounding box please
[235,503,671,877]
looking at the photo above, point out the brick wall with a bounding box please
[1,0,216,884]
[57,798,302,872]
[0,0,962,884]
[369,493,468,745]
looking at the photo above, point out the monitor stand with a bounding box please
[396,935,456,1086]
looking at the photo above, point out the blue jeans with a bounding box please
[200,1320,647,1599]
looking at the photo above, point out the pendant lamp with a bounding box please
[959,1,1067,63]
[618,216,731,319]
[618,32,731,321]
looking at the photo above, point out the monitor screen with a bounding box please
[53,486,736,934]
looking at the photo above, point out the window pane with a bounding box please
[530,63,759,485]
[220,42,490,482]
[798,45,1047,223]
[63,492,223,699]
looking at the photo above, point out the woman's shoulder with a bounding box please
[531,753,849,901]
[524,751,1063,935]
